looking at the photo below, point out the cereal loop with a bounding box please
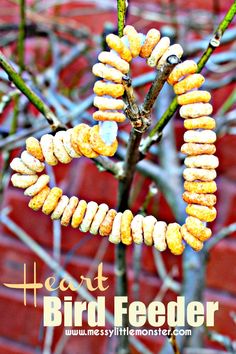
[9,25,219,255]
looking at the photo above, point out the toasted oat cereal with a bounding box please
[53,131,72,164]
[24,174,50,196]
[93,111,126,123]
[147,37,170,67]
[93,81,125,98]
[42,187,63,215]
[167,60,197,85]
[186,204,217,222]
[21,151,45,173]
[177,91,211,105]
[131,214,144,244]
[185,216,212,242]
[140,28,160,58]
[99,209,117,236]
[90,203,109,235]
[180,103,213,119]
[181,224,203,251]
[98,51,129,73]
[93,96,125,110]
[71,125,83,155]
[153,221,167,252]
[11,173,38,189]
[61,196,79,226]
[143,215,157,246]
[71,200,87,228]
[183,130,216,144]
[28,186,50,211]
[80,201,98,232]
[184,155,219,169]
[123,25,142,57]
[183,168,217,182]
[183,191,216,207]
[89,125,118,157]
[26,137,44,161]
[121,210,133,245]
[40,134,58,166]
[166,223,185,255]
[173,74,205,95]
[63,129,81,158]
[92,63,124,83]
[51,195,70,220]
[184,117,216,130]
[75,124,98,158]
[109,212,123,244]
[184,181,217,194]
[106,34,132,62]
[10,158,36,175]
[181,143,216,156]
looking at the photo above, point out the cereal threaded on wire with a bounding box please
[10,25,218,255]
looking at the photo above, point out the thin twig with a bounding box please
[197,1,236,72]
[123,56,180,133]
[168,329,181,354]
[207,330,236,353]
[0,95,95,152]
[115,130,143,354]
[122,75,143,130]
[117,0,127,37]
[18,0,26,72]
[204,222,236,253]
[54,237,109,354]
[94,156,124,179]
[0,0,27,205]
[115,2,134,352]
[10,0,26,132]
[141,55,180,119]
[153,250,181,295]
[0,51,66,131]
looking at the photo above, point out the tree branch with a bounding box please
[115,2,130,353]
[204,222,236,253]
[207,330,236,353]
[123,56,180,133]
[168,329,181,354]
[197,1,236,72]
[0,51,66,131]
[94,156,124,179]
[122,75,142,130]
[117,0,127,37]
[115,56,180,353]
[18,0,26,73]
[141,55,180,120]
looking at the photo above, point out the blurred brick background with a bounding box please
[0,0,235,353]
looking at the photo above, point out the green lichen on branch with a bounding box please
[18,0,26,73]
[117,0,127,37]
[197,0,236,72]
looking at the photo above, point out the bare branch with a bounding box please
[204,222,236,253]
[168,329,181,354]
[141,55,180,118]
[0,51,66,131]
[207,330,236,353]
